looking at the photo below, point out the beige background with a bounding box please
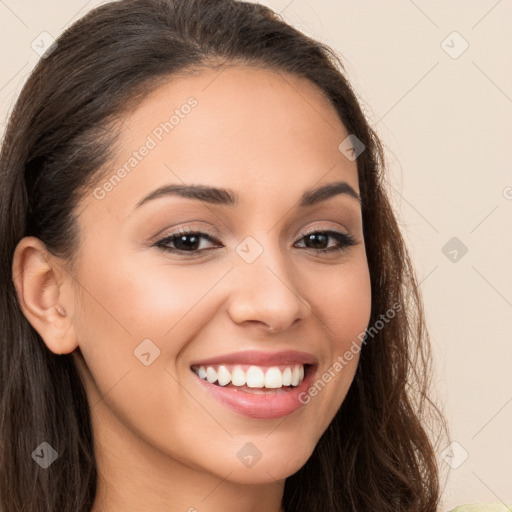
[1,1,511,509]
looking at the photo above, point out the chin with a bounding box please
[204,440,316,485]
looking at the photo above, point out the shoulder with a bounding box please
[448,504,512,512]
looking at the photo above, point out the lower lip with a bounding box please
[192,366,316,419]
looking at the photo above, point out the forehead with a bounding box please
[83,65,358,218]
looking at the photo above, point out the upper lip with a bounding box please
[190,350,317,367]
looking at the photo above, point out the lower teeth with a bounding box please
[231,386,291,394]
[214,382,295,393]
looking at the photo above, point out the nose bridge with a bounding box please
[226,234,311,330]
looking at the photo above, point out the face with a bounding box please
[65,65,372,484]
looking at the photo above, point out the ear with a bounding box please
[11,236,78,355]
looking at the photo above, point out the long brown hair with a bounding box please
[0,0,449,510]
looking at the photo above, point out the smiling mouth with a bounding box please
[191,363,311,392]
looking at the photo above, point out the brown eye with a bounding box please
[295,230,357,253]
[154,228,222,255]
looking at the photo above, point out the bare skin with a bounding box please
[12,65,372,512]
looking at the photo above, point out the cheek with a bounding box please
[311,256,372,349]
[299,255,371,425]
[74,245,231,343]
[70,252,222,467]
[70,248,232,420]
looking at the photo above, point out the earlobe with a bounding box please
[11,236,78,355]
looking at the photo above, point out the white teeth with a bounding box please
[264,366,283,388]
[206,367,217,384]
[291,366,300,386]
[193,363,307,389]
[246,366,265,388]
[217,365,231,386]
[231,366,246,386]
[282,367,292,386]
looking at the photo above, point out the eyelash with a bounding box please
[153,226,357,256]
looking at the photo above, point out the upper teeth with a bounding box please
[193,364,305,388]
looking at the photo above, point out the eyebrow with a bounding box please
[133,180,361,211]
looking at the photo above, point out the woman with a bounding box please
[0,0,451,510]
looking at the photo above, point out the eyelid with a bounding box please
[154,222,352,244]
[298,224,351,238]
[152,224,220,242]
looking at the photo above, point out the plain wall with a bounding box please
[0,1,510,510]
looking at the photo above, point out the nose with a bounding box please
[226,243,312,334]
